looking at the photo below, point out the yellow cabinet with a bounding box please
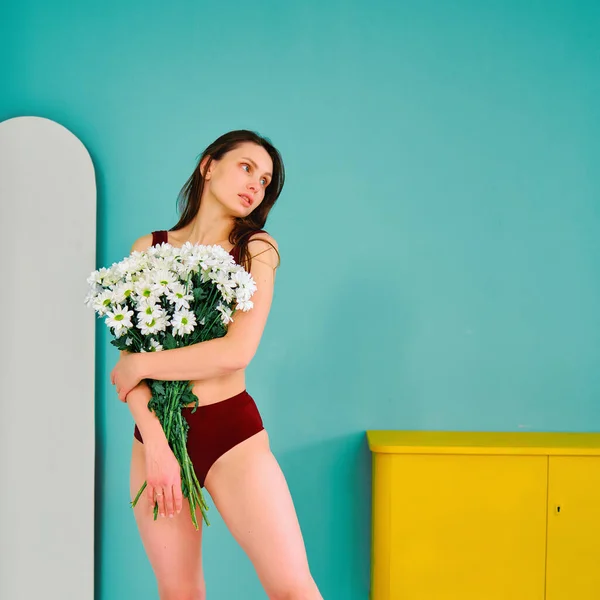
[546,457,600,599]
[367,431,600,600]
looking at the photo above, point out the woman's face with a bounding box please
[205,142,273,217]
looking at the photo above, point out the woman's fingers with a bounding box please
[145,445,182,518]
[155,487,166,517]
[148,485,179,518]
[146,484,166,517]
[164,486,175,518]
[174,485,183,515]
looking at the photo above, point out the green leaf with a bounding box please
[110,337,131,351]
[193,286,207,301]
[163,333,178,350]
[149,380,166,396]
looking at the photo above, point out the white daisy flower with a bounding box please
[180,245,204,272]
[111,281,136,305]
[216,303,233,324]
[199,252,226,271]
[92,291,114,316]
[214,245,233,261]
[224,290,237,304]
[166,282,194,310]
[213,270,236,291]
[147,242,177,261]
[136,295,159,311]
[139,318,163,335]
[152,269,178,292]
[232,269,257,291]
[134,276,161,302]
[102,265,122,287]
[172,261,192,280]
[87,267,109,286]
[142,338,164,352]
[125,250,151,273]
[156,314,170,330]
[149,338,163,352]
[172,309,197,337]
[105,305,134,336]
[137,303,167,335]
[236,299,254,312]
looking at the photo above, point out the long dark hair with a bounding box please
[171,130,285,269]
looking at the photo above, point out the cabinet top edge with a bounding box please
[366,430,600,455]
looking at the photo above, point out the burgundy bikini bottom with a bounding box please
[134,389,264,487]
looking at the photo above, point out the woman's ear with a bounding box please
[200,156,213,179]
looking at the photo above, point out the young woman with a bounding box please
[110,130,323,600]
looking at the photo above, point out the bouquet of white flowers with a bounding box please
[85,241,257,529]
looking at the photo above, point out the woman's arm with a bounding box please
[119,347,168,445]
[126,381,168,446]
[123,364,184,519]
[139,235,279,381]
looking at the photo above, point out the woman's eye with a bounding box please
[241,163,250,172]
[260,178,267,186]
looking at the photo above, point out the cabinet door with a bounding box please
[546,457,600,600]
[385,454,547,600]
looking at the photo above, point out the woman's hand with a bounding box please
[144,438,183,518]
[111,352,144,402]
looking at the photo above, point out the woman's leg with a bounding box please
[130,438,206,600]
[205,430,323,600]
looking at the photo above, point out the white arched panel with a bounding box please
[0,116,96,600]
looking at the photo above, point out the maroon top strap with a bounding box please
[152,230,168,245]
[230,245,241,263]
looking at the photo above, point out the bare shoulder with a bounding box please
[247,231,280,269]
[130,233,155,253]
[248,230,278,251]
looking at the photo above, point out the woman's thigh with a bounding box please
[130,438,205,597]
[204,430,321,598]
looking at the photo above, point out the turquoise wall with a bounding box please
[3,1,599,598]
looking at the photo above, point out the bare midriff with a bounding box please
[183,369,247,408]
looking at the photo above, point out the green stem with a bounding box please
[130,480,147,507]
[130,380,210,528]
[177,434,199,529]
[176,411,210,527]
[163,381,179,439]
